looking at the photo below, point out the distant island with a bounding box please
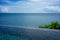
[38,21,60,29]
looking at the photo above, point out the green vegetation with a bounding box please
[38,21,60,29]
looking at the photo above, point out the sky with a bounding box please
[0,0,60,13]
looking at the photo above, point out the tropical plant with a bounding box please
[38,21,60,29]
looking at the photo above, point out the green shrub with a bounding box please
[38,21,60,29]
[38,25,44,28]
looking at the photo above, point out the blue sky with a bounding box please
[0,0,60,13]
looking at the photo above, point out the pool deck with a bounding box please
[0,25,60,40]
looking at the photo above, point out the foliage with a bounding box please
[38,21,60,29]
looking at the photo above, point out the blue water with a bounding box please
[0,26,60,40]
[0,13,60,27]
[0,32,29,40]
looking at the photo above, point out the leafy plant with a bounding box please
[38,21,60,29]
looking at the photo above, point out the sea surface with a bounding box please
[0,13,60,27]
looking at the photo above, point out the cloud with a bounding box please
[5,2,45,13]
[0,0,21,13]
[0,0,60,13]
[46,6,60,12]
[0,6,8,13]
[29,0,42,2]
[0,0,25,6]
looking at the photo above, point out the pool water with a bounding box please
[0,32,29,40]
[0,26,60,40]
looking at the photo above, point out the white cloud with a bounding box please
[29,0,60,2]
[46,6,60,12]
[1,0,60,13]
[2,7,8,12]
[0,6,8,13]
[29,0,42,2]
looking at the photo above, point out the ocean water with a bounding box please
[0,13,60,27]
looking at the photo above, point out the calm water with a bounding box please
[0,13,60,27]
[0,32,29,40]
[0,26,60,40]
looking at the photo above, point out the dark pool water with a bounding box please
[0,26,60,40]
[0,32,29,40]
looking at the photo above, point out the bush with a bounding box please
[38,21,60,29]
[38,25,44,28]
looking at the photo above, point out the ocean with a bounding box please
[0,13,60,27]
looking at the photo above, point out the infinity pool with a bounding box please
[0,25,60,40]
[0,32,29,40]
[0,26,31,40]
